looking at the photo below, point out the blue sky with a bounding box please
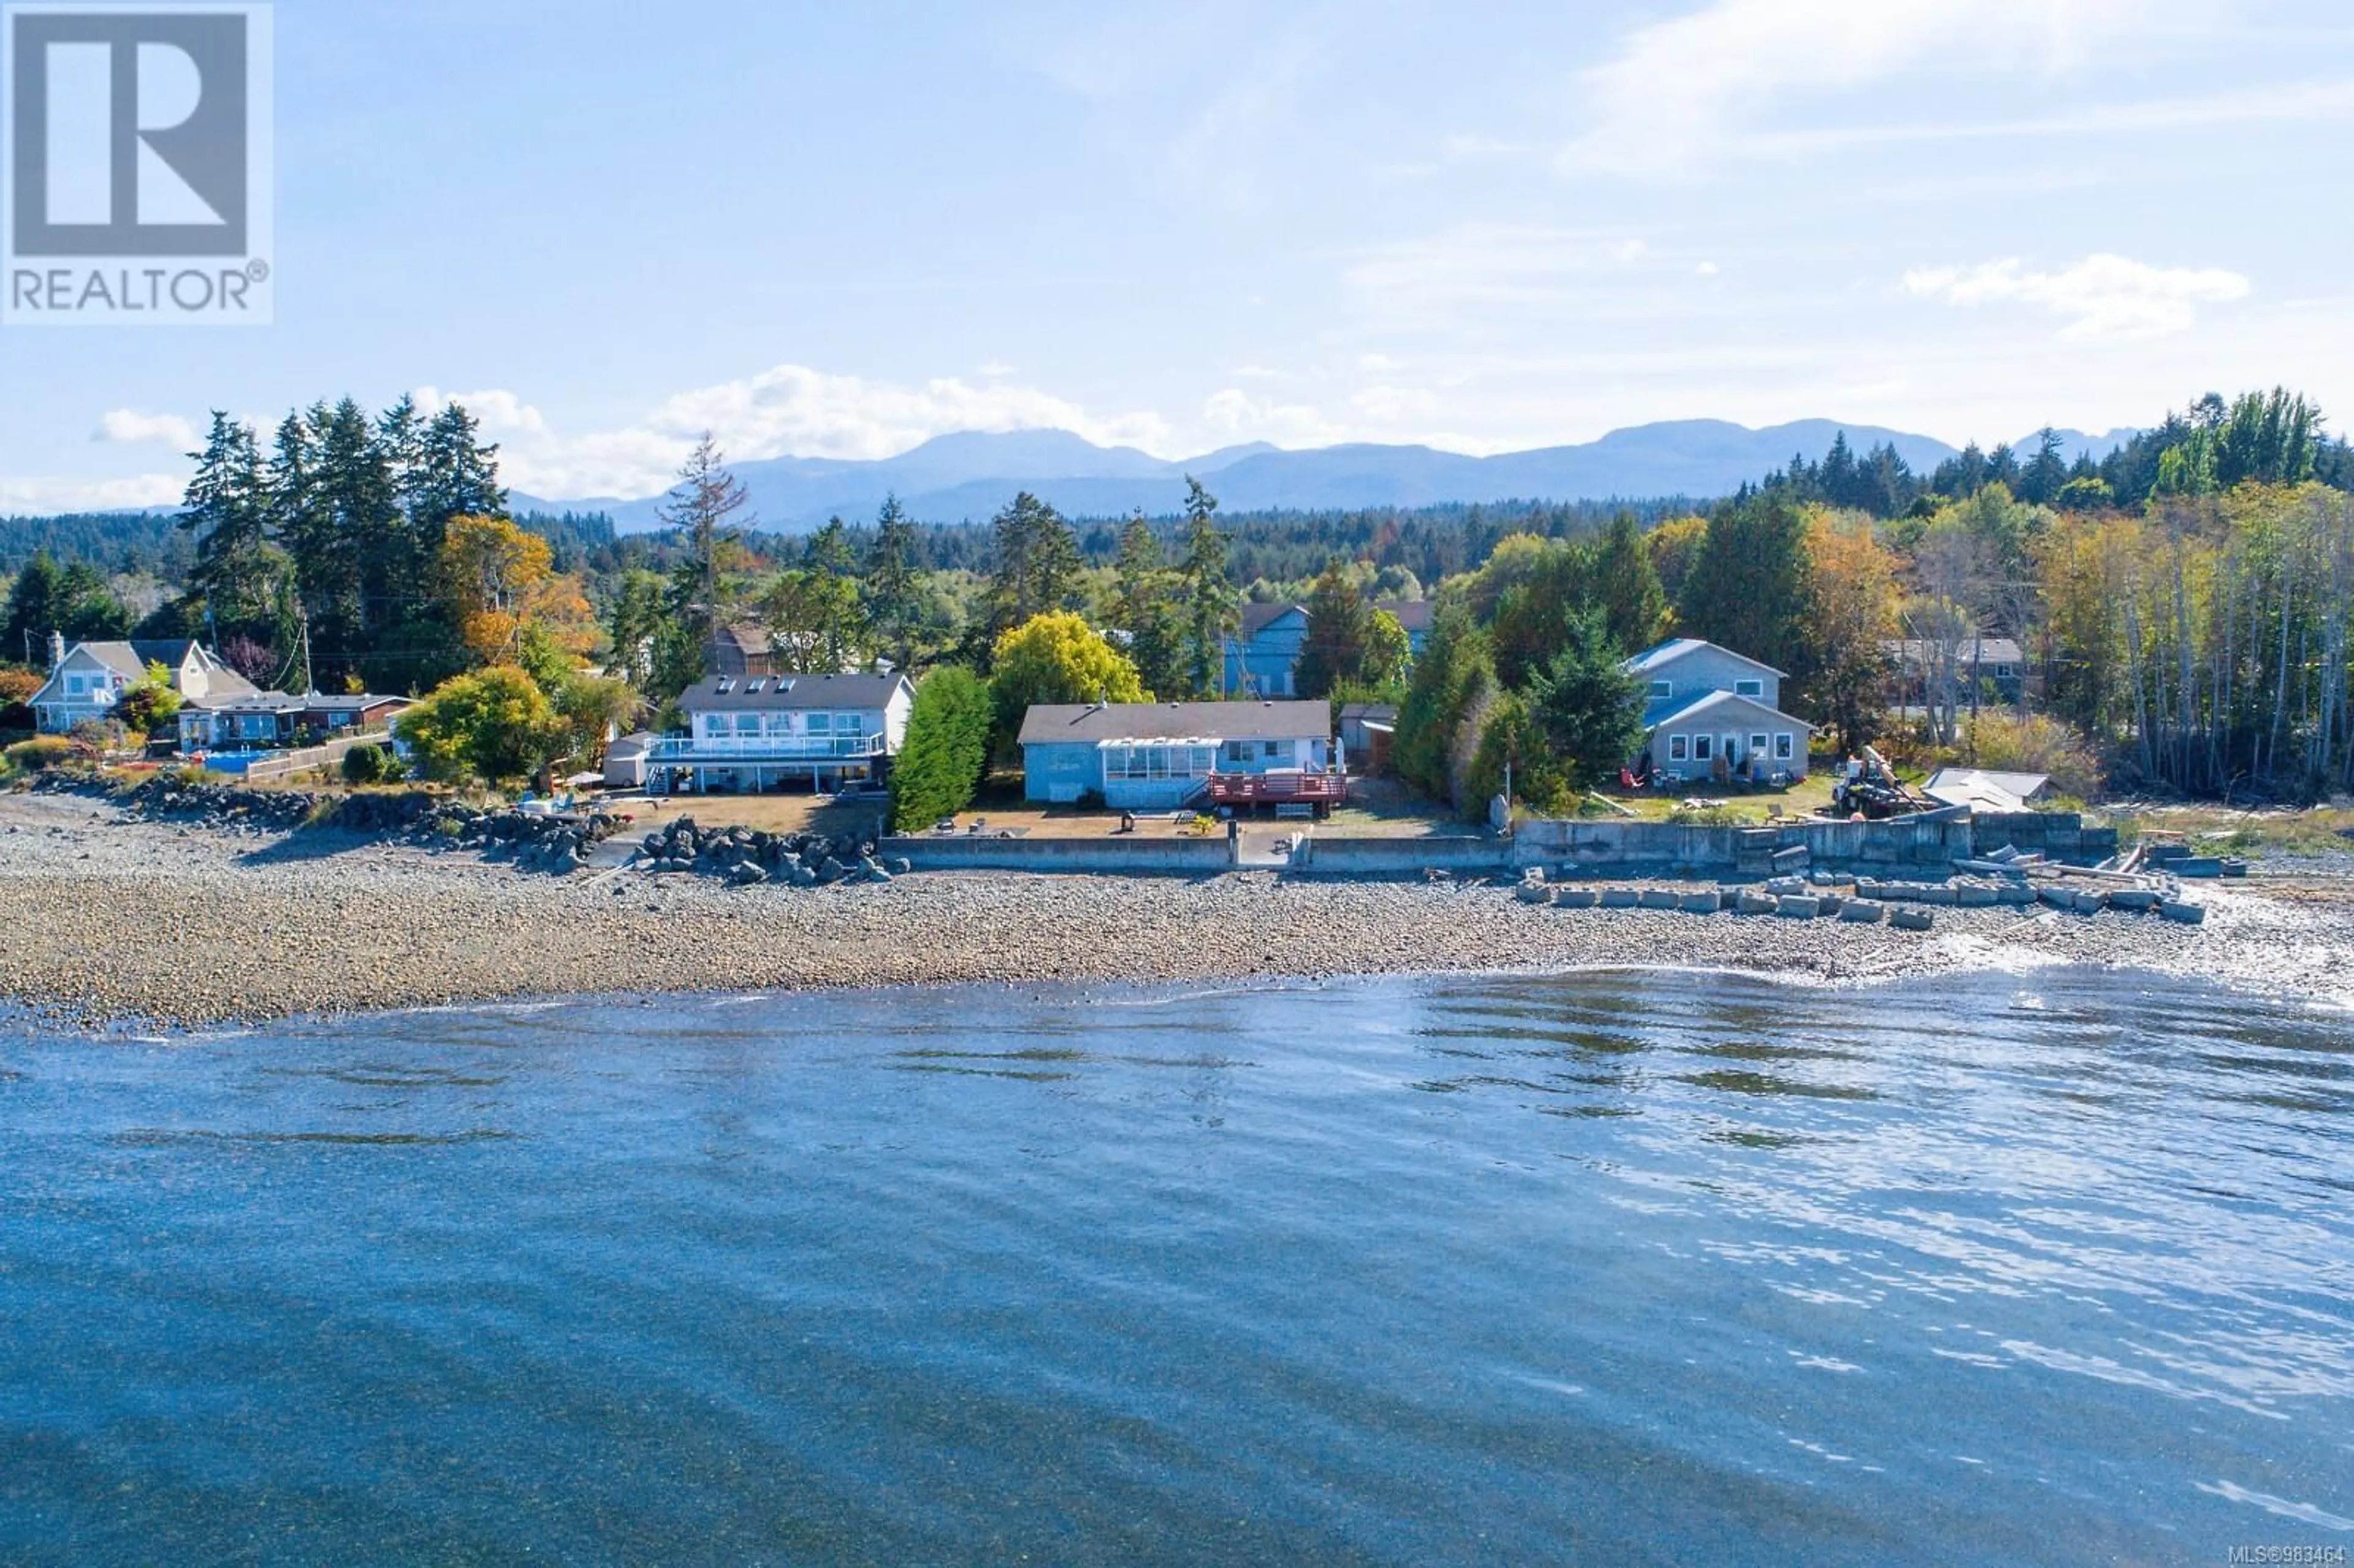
[6,0,2353,510]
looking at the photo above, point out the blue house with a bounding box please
[1626,638,1814,785]
[1222,603,1308,696]
[1374,599,1436,656]
[1020,700,1338,811]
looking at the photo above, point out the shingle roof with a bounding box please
[1886,637,2025,668]
[1019,700,1331,745]
[679,672,912,712]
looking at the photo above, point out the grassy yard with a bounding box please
[2108,802,2354,861]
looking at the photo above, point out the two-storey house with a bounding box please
[1626,638,1815,784]
[651,671,915,794]
[28,636,257,735]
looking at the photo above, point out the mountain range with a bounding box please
[511,420,2141,534]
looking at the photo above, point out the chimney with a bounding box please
[46,630,64,671]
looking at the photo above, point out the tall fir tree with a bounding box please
[979,492,1082,651]
[1178,476,1234,695]
[659,433,753,671]
[864,494,923,667]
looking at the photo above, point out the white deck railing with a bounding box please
[650,733,887,763]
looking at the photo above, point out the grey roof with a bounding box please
[1625,637,1788,680]
[679,672,912,712]
[710,624,772,655]
[1642,688,1815,733]
[1238,603,1306,636]
[1019,700,1331,746]
[188,690,411,716]
[1373,599,1435,633]
[61,639,259,699]
[1922,767,2049,811]
[299,693,410,713]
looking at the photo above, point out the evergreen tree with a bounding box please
[1178,476,1235,694]
[979,492,1083,650]
[1591,510,1667,653]
[889,666,995,831]
[1675,493,1813,675]
[659,433,753,670]
[1293,558,1373,699]
[177,413,287,642]
[1111,511,1185,696]
[1525,609,1647,788]
[864,494,923,667]
[1393,604,1495,804]
[803,515,857,578]
[311,397,404,688]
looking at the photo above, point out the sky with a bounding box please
[4,0,2353,511]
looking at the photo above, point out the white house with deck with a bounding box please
[651,671,914,794]
[1626,638,1814,785]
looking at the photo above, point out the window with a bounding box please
[1735,679,1763,698]
[807,712,833,733]
[1693,734,1713,761]
[1749,734,1768,758]
[1224,740,1251,766]
[1669,735,1689,763]
[733,714,761,736]
[1649,680,1673,699]
[1263,740,1281,759]
[1775,733,1794,761]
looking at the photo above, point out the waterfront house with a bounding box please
[29,636,258,734]
[178,690,413,756]
[652,671,915,794]
[1626,638,1814,784]
[1019,699,1339,812]
[1222,603,1309,696]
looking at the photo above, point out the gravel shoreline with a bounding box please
[2,791,2347,1032]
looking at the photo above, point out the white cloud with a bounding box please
[1567,0,2149,175]
[1695,261,1721,277]
[94,409,196,448]
[441,363,1179,500]
[0,473,185,512]
[1200,388,1346,447]
[976,360,1017,378]
[1349,384,1440,422]
[1903,254,2251,340]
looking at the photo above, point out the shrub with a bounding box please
[0,736,75,783]
[340,742,397,785]
[891,666,995,832]
[1964,711,2103,801]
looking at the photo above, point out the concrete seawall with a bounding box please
[885,810,2118,880]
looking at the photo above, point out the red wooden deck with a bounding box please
[1206,771,1347,805]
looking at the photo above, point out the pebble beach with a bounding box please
[1,790,2347,1031]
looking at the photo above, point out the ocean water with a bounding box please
[1,969,2348,1566]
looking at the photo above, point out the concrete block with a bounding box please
[1679,892,1721,915]
[1775,895,1821,919]
[1891,908,1935,932]
[1996,884,2037,905]
[1639,889,1682,910]
[2071,889,2109,915]
[1515,881,1555,905]
[1813,894,1846,917]
[2107,888,2161,913]
[1918,886,1959,906]
[1956,885,1998,907]
[1601,888,1640,910]
[2160,899,2207,925]
[2174,858,2224,878]
[2037,886,2074,910]
[1840,900,1887,924]
[1556,888,1599,909]
[1735,891,1778,916]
